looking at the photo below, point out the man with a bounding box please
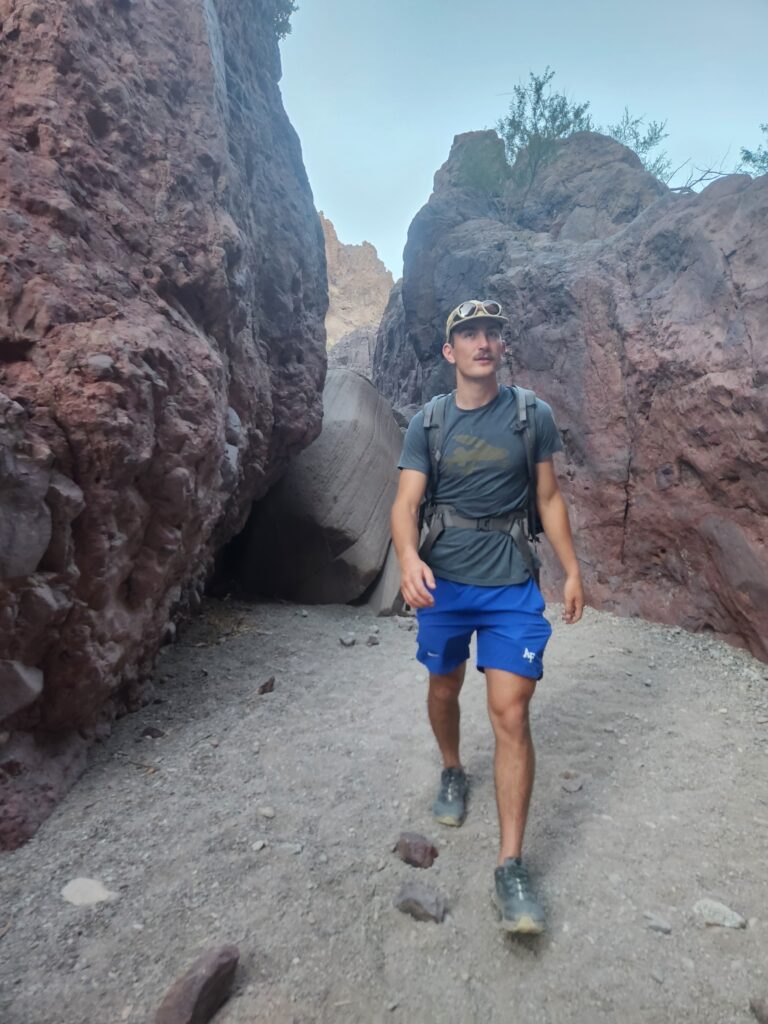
[390,298,584,934]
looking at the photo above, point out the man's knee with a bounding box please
[486,672,535,736]
[428,664,465,702]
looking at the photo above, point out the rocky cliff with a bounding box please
[321,213,393,349]
[373,131,768,661]
[0,0,327,846]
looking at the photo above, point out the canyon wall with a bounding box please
[0,0,327,846]
[373,131,768,660]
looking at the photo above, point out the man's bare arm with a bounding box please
[390,469,436,608]
[535,459,584,624]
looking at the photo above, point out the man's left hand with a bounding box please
[562,574,584,624]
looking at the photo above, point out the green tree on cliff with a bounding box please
[496,67,593,187]
[605,107,672,181]
[497,68,672,186]
[268,0,298,40]
[740,124,768,175]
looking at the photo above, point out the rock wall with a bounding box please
[373,131,768,660]
[326,324,377,378]
[321,213,393,348]
[0,0,327,846]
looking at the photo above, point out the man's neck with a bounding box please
[454,377,500,411]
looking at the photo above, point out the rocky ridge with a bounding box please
[0,0,327,847]
[372,131,768,660]
[321,212,393,353]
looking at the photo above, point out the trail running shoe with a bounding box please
[493,857,546,934]
[432,766,468,826]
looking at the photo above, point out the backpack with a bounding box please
[418,385,542,585]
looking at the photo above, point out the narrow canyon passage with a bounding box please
[1,600,766,1024]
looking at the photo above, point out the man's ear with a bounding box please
[442,341,456,364]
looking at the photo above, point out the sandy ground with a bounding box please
[1,597,767,1024]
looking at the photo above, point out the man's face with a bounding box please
[442,319,505,379]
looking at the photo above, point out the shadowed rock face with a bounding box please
[0,0,327,846]
[373,130,768,660]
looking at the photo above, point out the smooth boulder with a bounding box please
[240,370,402,603]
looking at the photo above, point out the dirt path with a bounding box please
[1,598,767,1024]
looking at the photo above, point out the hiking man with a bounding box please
[390,298,584,934]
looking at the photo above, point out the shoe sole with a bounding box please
[492,895,545,935]
[433,812,465,827]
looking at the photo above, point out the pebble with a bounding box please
[301,610,308,617]
[257,677,275,694]
[394,881,446,923]
[643,911,672,934]
[339,635,356,647]
[651,969,665,985]
[251,840,267,852]
[693,898,746,929]
[560,771,584,793]
[257,806,276,819]
[393,831,439,869]
[366,635,380,646]
[292,843,303,855]
[61,878,118,906]
[155,945,240,1024]
[750,996,768,1023]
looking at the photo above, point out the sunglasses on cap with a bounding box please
[445,299,508,342]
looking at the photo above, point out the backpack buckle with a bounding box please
[476,517,492,531]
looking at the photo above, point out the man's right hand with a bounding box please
[399,556,437,608]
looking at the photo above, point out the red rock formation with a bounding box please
[0,0,327,847]
[373,131,768,661]
[321,213,393,348]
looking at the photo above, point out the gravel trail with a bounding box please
[1,598,767,1024]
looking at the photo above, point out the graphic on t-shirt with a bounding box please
[443,435,512,475]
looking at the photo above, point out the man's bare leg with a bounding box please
[427,663,466,767]
[485,668,537,864]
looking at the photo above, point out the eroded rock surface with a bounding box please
[321,213,393,348]
[0,0,327,846]
[372,131,768,659]
[237,369,402,603]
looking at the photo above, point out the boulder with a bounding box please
[365,542,405,617]
[327,324,378,378]
[239,370,402,603]
[372,130,768,661]
[0,0,326,846]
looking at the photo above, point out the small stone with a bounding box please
[292,956,301,966]
[319,853,328,864]
[461,972,471,983]
[651,969,665,985]
[251,840,266,852]
[61,878,118,906]
[693,898,746,929]
[301,610,308,617]
[257,806,276,819]
[292,843,303,855]
[560,770,584,793]
[393,832,439,869]
[366,635,380,646]
[339,635,356,647]
[750,996,768,1023]
[257,677,275,695]
[643,912,672,934]
[388,1002,399,1012]
[155,946,239,1024]
[376,859,386,871]
[394,881,446,923]
[141,725,166,740]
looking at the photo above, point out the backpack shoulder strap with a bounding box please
[422,392,451,494]
[513,385,538,481]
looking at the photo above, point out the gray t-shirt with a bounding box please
[398,387,563,586]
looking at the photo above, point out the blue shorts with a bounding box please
[415,577,553,680]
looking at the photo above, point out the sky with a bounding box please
[279,0,768,276]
